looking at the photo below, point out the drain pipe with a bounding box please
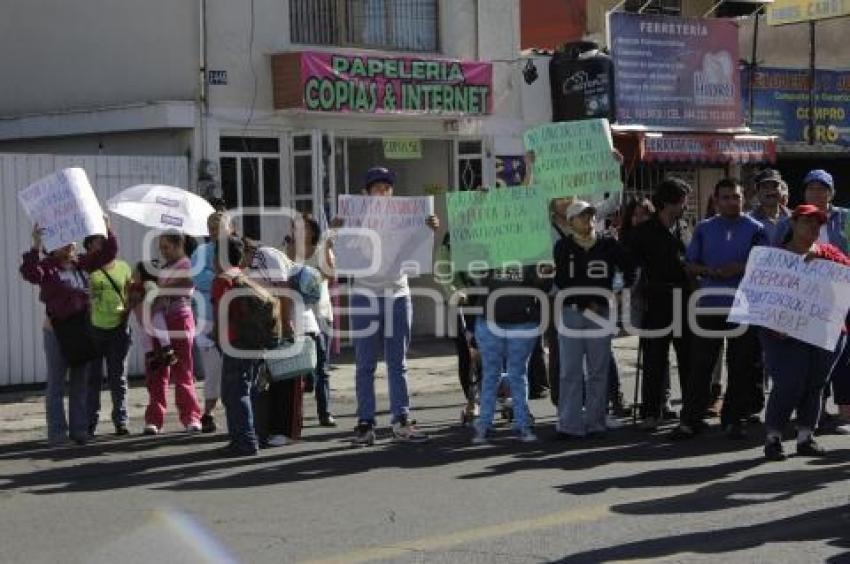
[198,0,208,161]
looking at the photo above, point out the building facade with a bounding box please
[0,0,526,339]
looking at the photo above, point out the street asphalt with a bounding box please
[1,338,848,563]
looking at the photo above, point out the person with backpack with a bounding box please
[331,166,439,446]
[212,235,278,456]
[84,233,133,436]
[20,218,118,446]
[243,239,320,446]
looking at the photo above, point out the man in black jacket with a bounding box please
[625,177,693,430]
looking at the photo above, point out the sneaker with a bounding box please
[797,437,827,457]
[143,424,159,436]
[639,417,660,431]
[266,434,288,447]
[185,422,202,434]
[48,436,70,447]
[670,424,696,440]
[319,414,337,427]
[725,422,747,440]
[218,444,258,457]
[764,437,786,461]
[392,418,428,443]
[514,427,538,443]
[200,414,217,434]
[662,408,679,421]
[114,425,130,436]
[605,415,623,430]
[352,422,376,446]
[71,435,89,446]
[472,426,490,445]
[834,422,850,435]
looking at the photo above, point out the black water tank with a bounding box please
[550,41,614,122]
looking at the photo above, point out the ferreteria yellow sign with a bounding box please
[767,0,850,26]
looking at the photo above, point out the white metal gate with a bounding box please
[0,153,190,387]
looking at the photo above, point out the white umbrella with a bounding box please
[107,184,215,236]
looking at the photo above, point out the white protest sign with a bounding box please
[728,246,850,350]
[335,195,434,277]
[18,168,106,252]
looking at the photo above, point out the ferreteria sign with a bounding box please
[271,51,493,115]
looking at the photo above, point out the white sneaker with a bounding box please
[835,423,850,435]
[472,425,489,445]
[392,418,429,443]
[185,422,202,434]
[606,415,624,430]
[143,424,159,436]
[266,434,288,447]
[514,427,538,443]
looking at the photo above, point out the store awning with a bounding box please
[614,131,777,166]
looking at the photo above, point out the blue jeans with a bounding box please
[558,306,613,435]
[43,329,98,442]
[221,354,259,452]
[474,318,538,432]
[311,330,332,418]
[761,330,844,433]
[351,293,411,425]
[91,324,131,427]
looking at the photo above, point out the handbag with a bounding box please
[262,336,317,382]
[99,267,130,328]
[52,310,102,366]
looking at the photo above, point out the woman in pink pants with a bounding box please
[143,232,202,434]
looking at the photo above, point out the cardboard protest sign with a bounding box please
[335,195,434,277]
[729,246,850,350]
[523,119,622,199]
[447,186,553,271]
[18,168,106,252]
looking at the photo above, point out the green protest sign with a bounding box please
[447,186,553,271]
[523,119,622,199]
[383,138,422,159]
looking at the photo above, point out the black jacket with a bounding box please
[623,216,690,300]
[475,265,551,325]
[554,234,635,310]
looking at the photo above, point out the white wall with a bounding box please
[0,154,190,387]
[0,0,198,116]
[0,130,194,157]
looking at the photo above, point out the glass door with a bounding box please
[218,135,283,243]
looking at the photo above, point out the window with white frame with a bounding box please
[290,0,439,52]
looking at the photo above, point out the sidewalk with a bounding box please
[0,336,643,444]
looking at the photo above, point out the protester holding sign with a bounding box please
[331,166,438,445]
[553,201,634,439]
[84,233,133,436]
[470,260,552,445]
[760,205,850,460]
[772,169,850,433]
[676,178,767,441]
[20,218,118,446]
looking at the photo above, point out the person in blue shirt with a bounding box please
[772,169,849,251]
[191,211,233,433]
[673,178,768,440]
[749,168,790,245]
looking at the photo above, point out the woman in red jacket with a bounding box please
[20,220,117,446]
[761,205,850,461]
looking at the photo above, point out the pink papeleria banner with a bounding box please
[300,51,492,115]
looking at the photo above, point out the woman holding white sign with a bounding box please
[20,220,118,446]
[761,204,850,461]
